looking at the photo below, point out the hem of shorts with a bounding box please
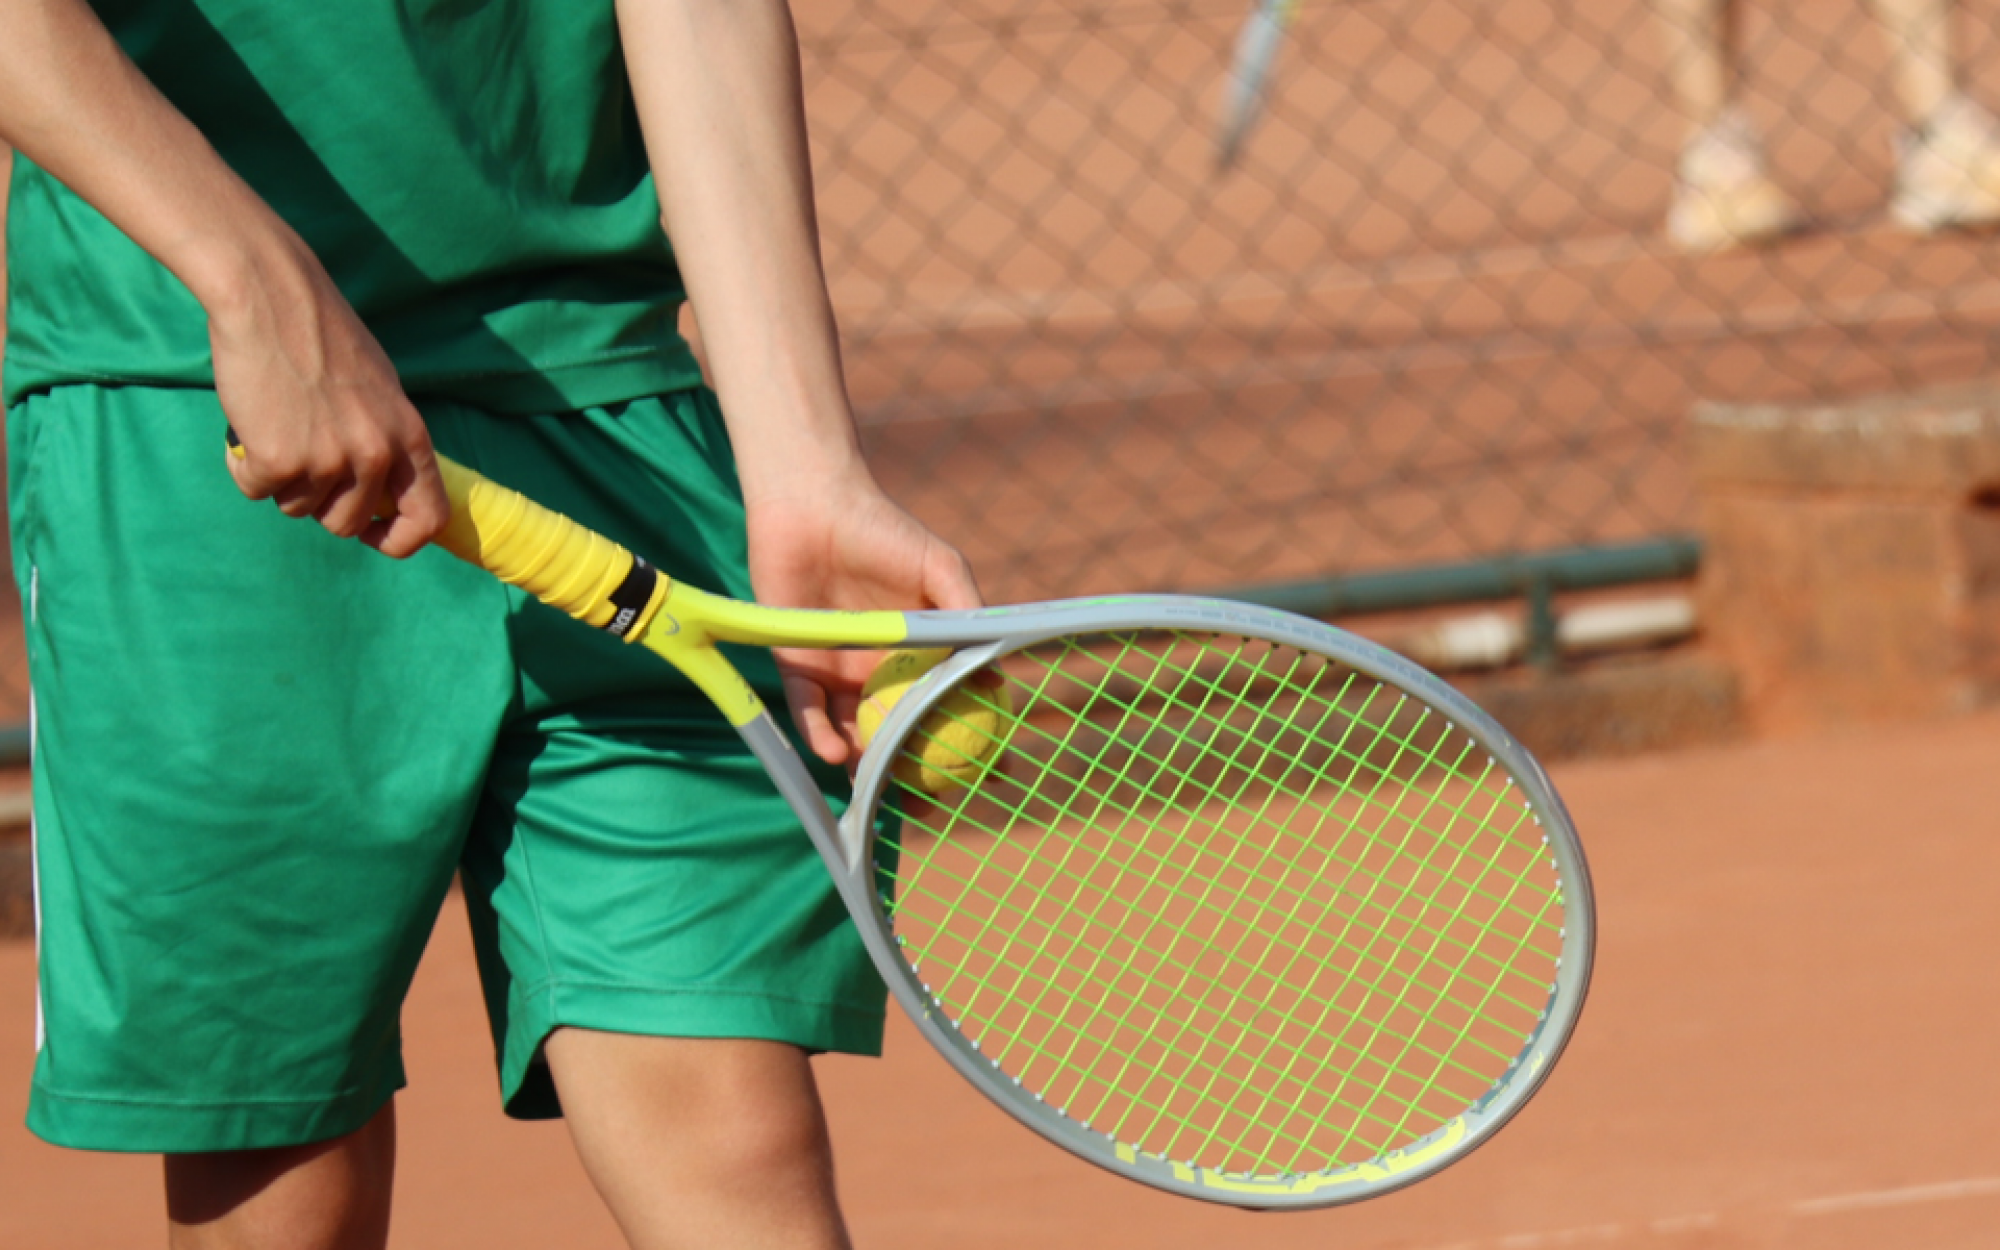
[500,979,887,1120]
[24,1066,408,1155]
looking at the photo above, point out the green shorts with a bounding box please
[10,384,887,1153]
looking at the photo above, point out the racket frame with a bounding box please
[1216,0,1301,166]
[735,596,1594,1209]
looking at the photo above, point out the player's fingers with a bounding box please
[313,431,396,539]
[314,480,381,540]
[824,687,866,758]
[357,510,438,559]
[223,442,269,499]
[272,475,336,521]
[779,667,849,766]
[360,450,451,559]
[827,647,882,692]
[224,439,301,503]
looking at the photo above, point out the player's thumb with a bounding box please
[363,454,452,560]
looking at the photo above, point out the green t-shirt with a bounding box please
[3,0,704,412]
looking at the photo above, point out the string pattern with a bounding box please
[876,630,1569,1179]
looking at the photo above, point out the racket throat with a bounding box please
[734,712,874,883]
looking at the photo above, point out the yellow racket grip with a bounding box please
[432,457,668,639]
[225,431,667,639]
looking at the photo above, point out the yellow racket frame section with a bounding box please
[433,456,908,724]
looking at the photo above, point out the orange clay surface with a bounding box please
[3,708,1998,1248]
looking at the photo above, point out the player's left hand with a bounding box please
[744,467,982,767]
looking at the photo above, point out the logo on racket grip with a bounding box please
[605,558,661,639]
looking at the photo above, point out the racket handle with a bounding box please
[433,458,666,638]
[224,428,665,637]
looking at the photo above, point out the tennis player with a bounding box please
[0,1,979,1246]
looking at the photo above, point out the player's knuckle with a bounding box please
[306,448,349,486]
[259,448,308,483]
[230,466,277,501]
[409,490,450,530]
[350,439,393,479]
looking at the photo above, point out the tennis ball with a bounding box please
[857,649,1014,794]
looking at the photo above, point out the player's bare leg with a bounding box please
[546,1030,851,1250]
[1653,0,1800,249]
[1652,0,1733,137]
[1870,0,1954,123]
[1869,0,2000,230]
[164,1101,397,1250]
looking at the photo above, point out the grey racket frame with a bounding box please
[728,595,1595,1210]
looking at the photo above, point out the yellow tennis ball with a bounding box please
[857,649,1013,794]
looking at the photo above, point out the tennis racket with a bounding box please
[359,450,1595,1208]
[1216,0,1299,169]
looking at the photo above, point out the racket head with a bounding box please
[839,599,1593,1208]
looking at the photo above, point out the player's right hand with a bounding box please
[212,241,448,558]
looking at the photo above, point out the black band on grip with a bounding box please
[604,557,660,638]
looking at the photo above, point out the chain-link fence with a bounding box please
[7,0,2000,733]
[805,0,2000,605]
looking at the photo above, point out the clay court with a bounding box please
[3,708,1996,1247]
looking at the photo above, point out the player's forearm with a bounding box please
[0,0,314,320]
[616,0,866,501]
[0,0,447,555]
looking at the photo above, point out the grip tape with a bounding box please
[225,429,669,639]
[436,459,667,637]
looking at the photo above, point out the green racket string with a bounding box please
[900,644,1552,1072]
[911,668,1552,1005]
[905,646,1549,949]
[884,632,1552,1168]
[874,630,1567,1178]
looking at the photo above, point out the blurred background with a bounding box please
[5,0,2000,1245]
[806,0,2000,605]
[3,0,2000,709]
[8,0,2000,716]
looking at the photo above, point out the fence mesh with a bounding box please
[8,0,2000,728]
[804,0,2000,603]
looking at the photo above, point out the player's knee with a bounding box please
[549,1032,838,1189]
[685,1084,835,1184]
